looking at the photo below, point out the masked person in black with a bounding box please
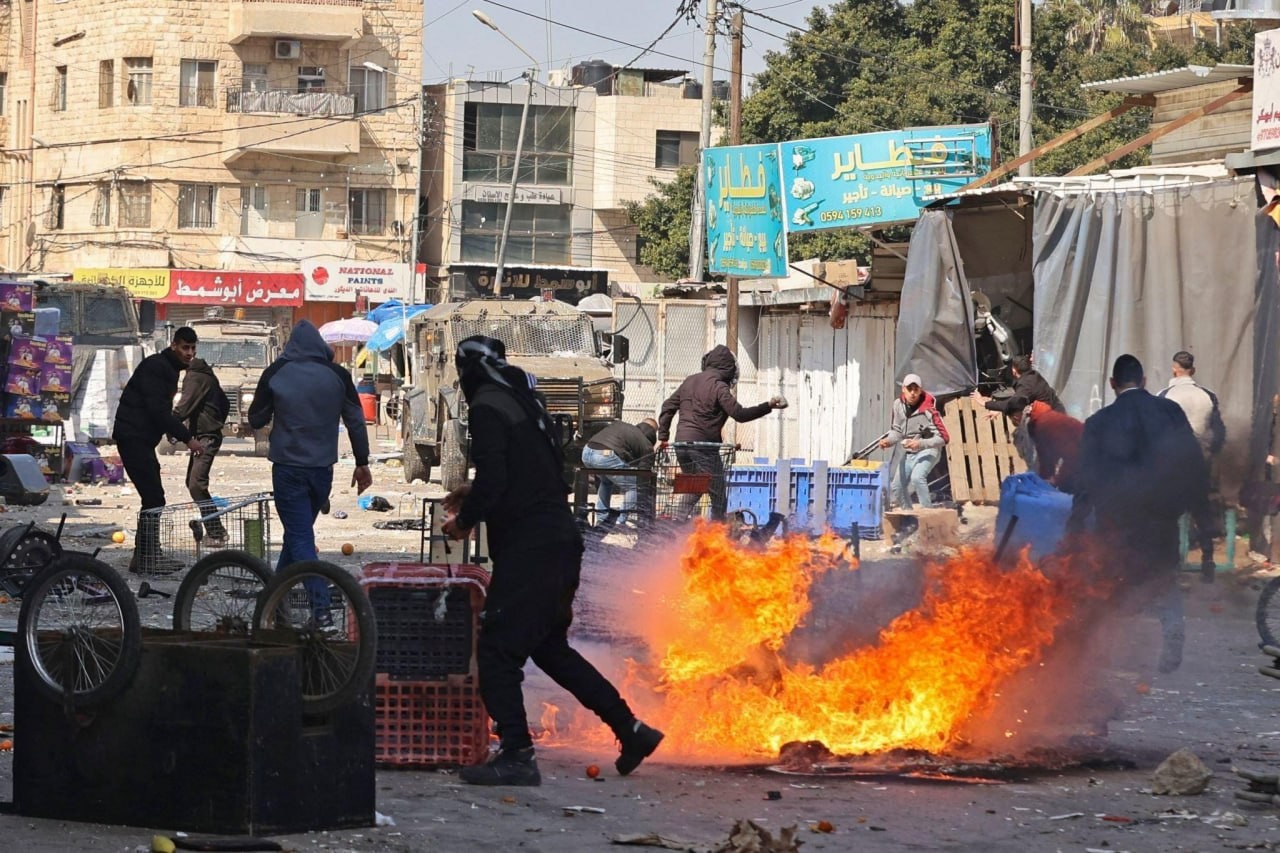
[173,357,231,546]
[113,326,205,572]
[442,336,663,786]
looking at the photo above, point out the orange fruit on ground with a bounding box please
[586,764,600,778]
[1136,682,1151,694]
[341,543,354,556]
[111,531,126,544]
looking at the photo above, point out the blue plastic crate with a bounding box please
[790,464,886,539]
[995,472,1072,560]
[725,465,778,524]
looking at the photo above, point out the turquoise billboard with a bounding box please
[703,143,789,278]
[778,124,992,232]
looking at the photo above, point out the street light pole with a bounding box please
[364,60,425,304]
[473,10,540,299]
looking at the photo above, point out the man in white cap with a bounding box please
[879,373,950,509]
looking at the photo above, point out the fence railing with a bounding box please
[225,88,356,117]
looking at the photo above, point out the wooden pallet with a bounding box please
[941,398,1026,504]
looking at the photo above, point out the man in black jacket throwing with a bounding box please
[113,326,205,572]
[657,345,786,520]
[442,336,662,786]
[173,357,231,547]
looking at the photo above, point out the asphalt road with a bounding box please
[1,444,1280,852]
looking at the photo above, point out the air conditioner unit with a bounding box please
[274,40,301,60]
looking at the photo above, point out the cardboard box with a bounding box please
[5,367,41,396]
[8,335,45,369]
[38,392,69,423]
[3,312,36,340]
[5,395,42,419]
[43,337,72,366]
[39,363,71,394]
[0,282,35,312]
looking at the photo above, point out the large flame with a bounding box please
[629,523,1090,759]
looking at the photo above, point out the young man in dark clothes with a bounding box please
[442,335,662,786]
[173,357,231,546]
[113,326,205,572]
[972,354,1065,416]
[581,417,658,526]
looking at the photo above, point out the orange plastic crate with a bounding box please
[374,674,490,767]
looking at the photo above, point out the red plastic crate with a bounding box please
[374,674,490,767]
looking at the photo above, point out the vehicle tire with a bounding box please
[440,419,468,492]
[18,551,142,708]
[252,560,376,715]
[0,524,61,593]
[1257,575,1280,648]
[402,441,430,484]
[173,549,272,635]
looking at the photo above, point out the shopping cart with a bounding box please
[655,441,736,522]
[136,492,274,576]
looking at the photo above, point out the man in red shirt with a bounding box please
[1020,401,1084,493]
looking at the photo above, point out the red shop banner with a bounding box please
[168,270,304,307]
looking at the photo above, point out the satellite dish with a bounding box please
[24,222,35,247]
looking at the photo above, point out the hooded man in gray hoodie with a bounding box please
[248,320,372,577]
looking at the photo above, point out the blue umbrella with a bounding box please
[367,300,432,324]
[364,305,433,353]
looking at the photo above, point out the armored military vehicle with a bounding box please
[182,312,281,455]
[400,300,626,489]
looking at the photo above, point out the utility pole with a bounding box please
[494,71,533,298]
[687,0,719,282]
[1018,0,1033,177]
[726,8,743,356]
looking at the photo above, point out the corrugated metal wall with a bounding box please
[615,299,897,465]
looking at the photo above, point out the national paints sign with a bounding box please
[778,124,992,232]
[1255,29,1280,150]
[302,260,410,302]
[72,268,171,299]
[702,142,789,278]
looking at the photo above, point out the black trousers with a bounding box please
[676,445,727,521]
[477,541,634,751]
[186,433,227,537]
[118,436,166,556]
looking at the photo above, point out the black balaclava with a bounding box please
[455,335,562,464]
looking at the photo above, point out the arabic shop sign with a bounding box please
[702,142,789,279]
[1255,29,1280,150]
[168,270,304,306]
[302,260,410,302]
[463,185,564,205]
[72,268,171,299]
[778,124,992,233]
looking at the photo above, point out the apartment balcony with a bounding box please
[226,88,356,117]
[223,92,359,162]
[228,0,364,44]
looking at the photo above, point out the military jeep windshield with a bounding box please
[449,312,595,357]
[199,339,269,367]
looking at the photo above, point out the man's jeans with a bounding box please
[582,446,636,523]
[891,447,941,510]
[272,464,334,617]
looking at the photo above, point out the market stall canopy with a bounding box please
[364,305,434,353]
[366,299,429,325]
[318,317,377,346]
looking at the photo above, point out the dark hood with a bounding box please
[187,357,214,376]
[701,345,737,382]
[637,421,657,445]
[281,320,332,362]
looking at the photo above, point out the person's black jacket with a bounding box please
[1069,387,1209,535]
[456,382,580,560]
[587,420,657,466]
[984,368,1065,415]
[657,345,771,443]
[173,358,229,438]
[112,348,193,445]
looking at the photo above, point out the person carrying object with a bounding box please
[443,335,663,786]
[113,326,205,573]
[880,373,950,510]
[581,417,659,527]
[173,357,231,547]
[657,344,787,520]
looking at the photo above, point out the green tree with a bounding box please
[623,166,698,280]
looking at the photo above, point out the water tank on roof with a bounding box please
[572,60,613,95]
[682,79,703,100]
[1211,0,1280,19]
[712,80,730,101]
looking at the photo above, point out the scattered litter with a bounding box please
[810,820,834,833]
[764,790,782,800]
[75,498,102,506]
[563,806,606,815]
[373,519,424,531]
[611,831,702,850]
[332,511,348,520]
[375,811,396,827]
[788,784,823,790]
[708,820,799,853]
[1099,815,1131,823]
[358,495,393,512]
[1049,812,1084,820]
[1205,811,1248,828]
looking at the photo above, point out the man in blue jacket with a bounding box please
[248,320,372,579]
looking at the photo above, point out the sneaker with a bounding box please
[615,721,664,776]
[459,747,541,786]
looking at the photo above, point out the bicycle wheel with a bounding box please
[18,552,142,708]
[1258,575,1280,648]
[252,560,376,714]
[173,549,272,635]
